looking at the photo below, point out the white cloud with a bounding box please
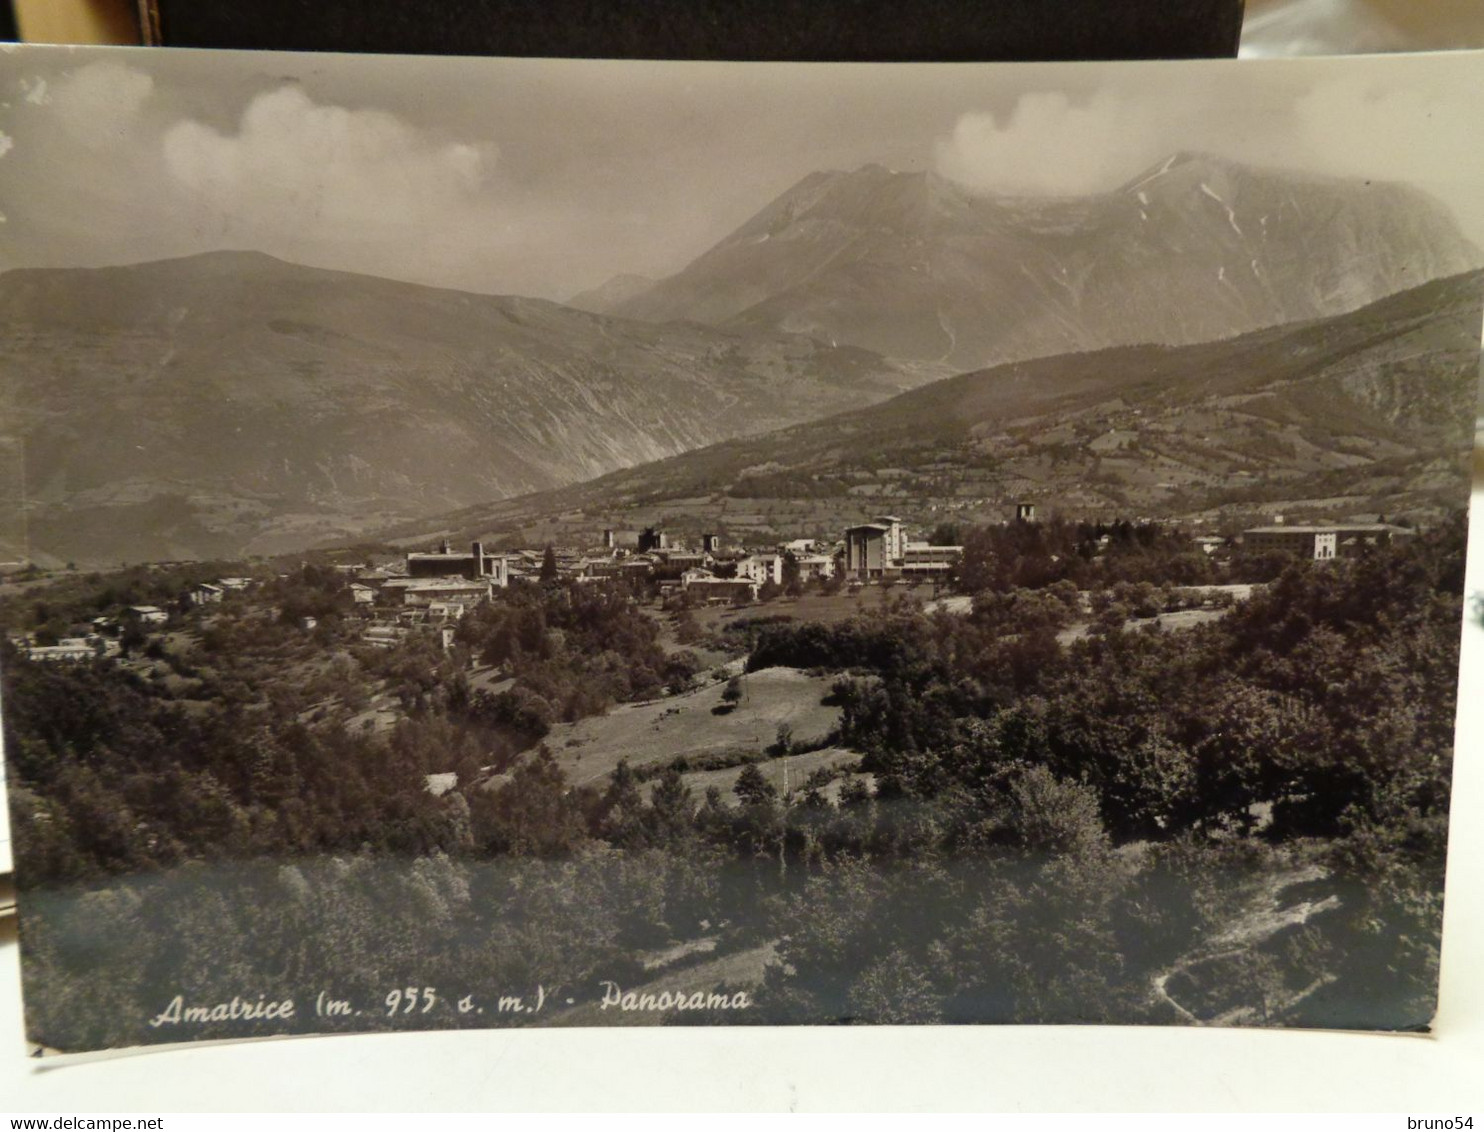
[934,90,1203,197]
[162,85,496,245]
[932,74,1484,248]
[0,130,12,159]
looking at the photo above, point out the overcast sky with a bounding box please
[1,45,1482,300]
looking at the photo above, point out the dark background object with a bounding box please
[142,0,1244,59]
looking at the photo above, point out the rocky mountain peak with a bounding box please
[610,154,1481,370]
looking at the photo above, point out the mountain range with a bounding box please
[0,252,933,567]
[1,152,1479,567]
[600,154,1481,371]
[393,270,1484,549]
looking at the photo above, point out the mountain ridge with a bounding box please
[610,154,1482,370]
[389,269,1484,548]
[0,251,935,567]
[6,153,1479,568]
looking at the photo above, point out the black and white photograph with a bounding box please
[1,44,1481,1055]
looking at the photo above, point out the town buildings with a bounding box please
[794,554,836,582]
[679,572,760,603]
[843,521,894,578]
[736,553,784,587]
[900,541,964,579]
[378,577,495,608]
[843,516,961,581]
[406,540,508,586]
[637,527,669,553]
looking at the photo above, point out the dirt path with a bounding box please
[1151,862,1341,1025]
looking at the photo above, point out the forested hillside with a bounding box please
[2,519,1463,1047]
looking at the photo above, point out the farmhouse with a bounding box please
[188,583,224,605]
[123,605,169,625]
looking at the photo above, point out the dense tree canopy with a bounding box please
[1,515,1463,1047]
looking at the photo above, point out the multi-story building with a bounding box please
[843,521,895,579]
[680,570,760,603]
[1241,523,1410,561]
[736,553,784,587]
[379,577,495,607]
[406,540,508,586]
[637,527,670,553]
[900,541,963,578]
[581,559,624,580]
[843,516,958,580]
[795,554,836,581]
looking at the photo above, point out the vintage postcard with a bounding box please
[1,45,1481,1054]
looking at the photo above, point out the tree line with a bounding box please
[1,515,1463,1047]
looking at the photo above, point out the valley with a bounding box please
[0,252,937,568]
[2,46,1478,1055]
[387,270,1484,552]
[5,153,1479,572]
